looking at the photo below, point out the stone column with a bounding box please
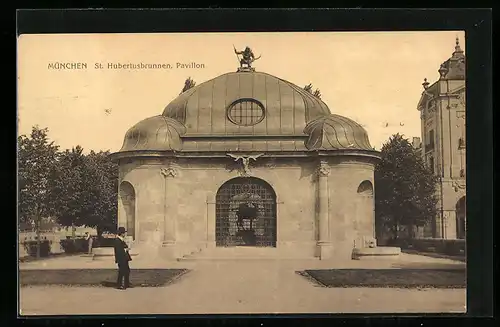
[317,160,332,260]
[161,166,177,251]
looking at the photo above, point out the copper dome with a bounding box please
[114,69,377,156]
[162,71,331,136]
[119,115,186,152]
[304,114,373,151]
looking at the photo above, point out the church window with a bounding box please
[458,137,465,149]
[427,129,435,150]
[227,98,265,126]
[429,155,435,174]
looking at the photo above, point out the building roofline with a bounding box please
[109,149,381,162]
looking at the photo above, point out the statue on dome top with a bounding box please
[234,45,261,69]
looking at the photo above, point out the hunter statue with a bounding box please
[236,202,258,231]
[235,201,258,245]
[234,45,261,69]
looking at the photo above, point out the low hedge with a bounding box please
[22,240,51,257]
[389,238,466,257]
[94,237,116,248]
[60,238,89,253]
[60,236,116,253]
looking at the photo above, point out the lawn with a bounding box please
[19,252,82,263]
[20,269,189,287]
[297,268,466,289]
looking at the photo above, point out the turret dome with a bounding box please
[438,37,465,80]
[304,114,373,151]
[119,115,186,153]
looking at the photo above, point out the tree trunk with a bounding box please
[96,226,103,247]
[35,212,41,259]
[71,222,76,239]
[408,224,415,239]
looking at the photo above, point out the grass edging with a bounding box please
[402,249,466,262]
[296,269,466,289]
[20,269,191,288]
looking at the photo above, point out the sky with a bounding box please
[17,31,465,152]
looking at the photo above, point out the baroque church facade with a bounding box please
[111,57,381,261]
[415,38,466,240]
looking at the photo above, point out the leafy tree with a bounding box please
[48,146,87,237]
[50,149,118,237]
[20,125,119,252]
[181,77,196,94]
[18,126,59,257]
[375,133,438,240]
[303,83,322,99]
[80,150,118,236]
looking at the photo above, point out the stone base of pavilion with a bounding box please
[19,246,466,272]
[351,246,401,260]
[91,247,140,260]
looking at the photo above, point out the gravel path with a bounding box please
[19,258,466,315]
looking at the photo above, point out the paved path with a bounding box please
[19,254,466,315]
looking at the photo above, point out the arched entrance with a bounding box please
[456,196,466,239]
[215,177,277,247]
[119,181,135,240]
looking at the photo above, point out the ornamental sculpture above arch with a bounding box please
[227,153,264,176]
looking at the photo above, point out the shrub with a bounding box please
[95,236,116,248]
[23,240,51,257]
[60,238,88,253]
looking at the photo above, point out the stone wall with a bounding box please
[327,158,376,260]
[119,155,376,260]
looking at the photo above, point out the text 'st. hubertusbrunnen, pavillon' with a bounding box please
[110,54,381,261]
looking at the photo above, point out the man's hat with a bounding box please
[117,227,127,234]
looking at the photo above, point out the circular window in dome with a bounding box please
[227,98,265,126]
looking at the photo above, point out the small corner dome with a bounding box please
[438,37,466,80]
[119,115,186,152]
[304,114,373,150]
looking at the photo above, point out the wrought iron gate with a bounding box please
[215,177,277,247]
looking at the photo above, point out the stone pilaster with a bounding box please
[160,165,178,257]
[317,160,332,260]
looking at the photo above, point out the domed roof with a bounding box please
[119,115,186,152]
[162,71,331,136]
[113,69,378,157]
[438,37,465,80]
[304,114,373,150]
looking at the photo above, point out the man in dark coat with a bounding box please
[114,227,132,290]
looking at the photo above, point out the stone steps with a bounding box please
[177,246,319,261]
